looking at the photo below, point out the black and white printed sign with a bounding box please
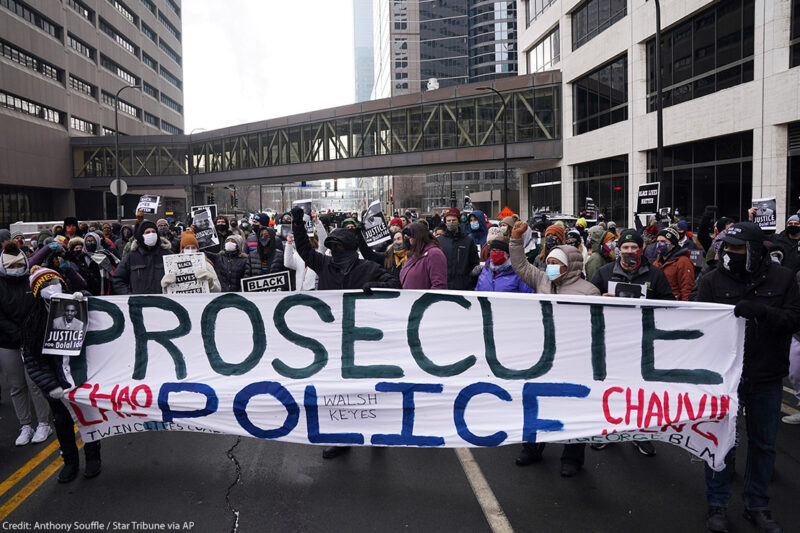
[608,281,648,299]
[42,294,89,356]
[163,253,209,294]
[585,197,597,222]
[136,195,160,215]
[191,204,218,222]
[636,183,660,215]
[240,271,294,292]
[292,199,314,236]
[752,197,777,230]
[192,207,219,250]
[361,200,391,249]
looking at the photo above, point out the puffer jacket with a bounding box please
[509,241,599,295]
[0,253,34,349]
[112,237,173,295]
[208,235,249,292]
[22,298,70,394]
[245,235,284,277]
[437,230,479,290]
[653,246,695,301]
[475,261,536,294]
[694,257,800,386]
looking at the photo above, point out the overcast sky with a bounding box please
[183,1,356,132]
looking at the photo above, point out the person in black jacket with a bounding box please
[693,222,800,533]
[112,221,173,295]
[769,214,800,274]
[207,234,249,292]
[437,207,479,290]
[245,225,284,277]
[290,206,400,460]
[22,267,101,483]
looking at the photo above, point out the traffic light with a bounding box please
[234,196,238,208]
[230,192,235,209]
[333,178,338,192]
[207,194,214,204]
[389,193,394,205]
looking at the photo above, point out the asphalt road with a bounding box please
[1,381,799,533]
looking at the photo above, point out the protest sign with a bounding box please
[191,208,219,250]
[136,195,160,215]
[240,271,294,292]
[292,199,314,236]
[162,253,209,294]
[689,249,706,270]
[608,281,648,299]
[191,204,218,222]
[752,197,777,230]
[361,200,391,249]
[636,183,660,215]
[585,198,597,222]
[42,294,88,356]
[64,291,743,471]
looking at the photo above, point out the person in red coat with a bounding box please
[399,223,448,290]
[653,226,695,301]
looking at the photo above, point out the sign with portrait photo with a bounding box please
[752,197,777,231]
[42,294,89,357]
[191,207,219,250]
[361,200,391,249]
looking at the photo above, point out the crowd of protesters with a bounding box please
[1,202,799,533]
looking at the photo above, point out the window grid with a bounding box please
[68,33,96,60]
[161,120,181,134]
[108,0,137,25]
[526,27,559,73]
[166,0,180,18]
[791,0,800,68]
[142,22,157,43]
[0,0,61,39]
[158,38,181,65]
[0,89,63,125]
[573,55,628,135]
[571,0,627,50]
[142,52,158,71]
[159,65,182,90]
[70,116,97,134]
[66,0,93,22]
[101,91,140,118]
[0,40,63,83]
[102,126,115,136]
[100,18,139,56]
[139,0,155,15]
[144,111,160,126]
[526,0,556,27]
[573,155,629,224]
[100,55,138,85]
[158,11,181,41]
[160,93,182,114]
[142,81,158,99]
[69,75,96,98]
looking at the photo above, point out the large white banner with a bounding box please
[61,291,744,471]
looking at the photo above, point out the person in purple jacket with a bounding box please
[475,239,535,294]
[399,223,448,290]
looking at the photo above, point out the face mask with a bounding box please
[30,240,37,248]
[655,242,670,255]
[158,226,170,236]
[224,242,237,253]
[183,247,198,254]
[788,226,800,236]
[216,224,228,233]
[545,236,559,249]
[621,250,640,270]
[566,239,579,248]
[545,264,563,280]
[331,249,358,274]
[40,284,62,300]
[143,233,158,247]
[446,222,459,233]
[489,251,507,265]
[470,222,480,230]
[6,267,25,276]
[259,237,271,247]
[84,239,97,253]
[393,242,406,251]
[722,251,747,274]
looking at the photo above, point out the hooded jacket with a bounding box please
[653,245,695,301]
[208,234,249,292]
[694,256,800,386]
[0,249,34,349]
[769,230,800,273]
[584,230,615,283]
[509,241,598,295]
[437,229,479,290]
[112,222,174,295]
[399,243,448,290]
[467,210,489,248]
[591,254,675,300]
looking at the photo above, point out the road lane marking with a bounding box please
[0,439,60,499]
[0,439,84,521]
[455,448,514,533]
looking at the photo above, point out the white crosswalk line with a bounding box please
[455,448,514,533]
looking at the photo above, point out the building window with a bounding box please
[144,111,159,127]
[101,90,140,118]
[792,0,800,68]
[573,54,627,135]
[102,126,115,136]
[160,93,182,114]
[571,0,626,50]
[159,65,182,90]
[526,26,559,73]
[142,52,158,71]
[66,0,93,22]
[529,168,561,216]
[100,18,139,56]
[0,185,55,230]
[139,0,155,15]
[68,33,95,60]
[161,120,181,134]
[574,155,628,224]
[158,38,182,65]
[141,23,157,43]
[647,0,754,112]
[69,75,96,98]
[526,0,556,26]
[0,0,62,40]
[785,123,800,215]
[0,89,63,125]
[101,55,139,85]
[646,131,753,229]
[70,116,96,134]
[166,0,180,18]
[159,11,181,41]
[0,40,63,83]
[142,81,158,99]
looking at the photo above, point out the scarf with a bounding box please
[393,249,408,267]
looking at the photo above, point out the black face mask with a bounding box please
[216,224,228,233]
[721,250,747,274]
[259,237,271,247]
[545,236,559,249]
[787,225,800,236]
[84,239,97,253]
[566,239,579,248]
[158,227,170,236]
[331,249,358,274]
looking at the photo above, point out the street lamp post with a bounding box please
[477,86,508,211]
[647,0,664,185]
[188,127,206,218]
[114,83,141,224]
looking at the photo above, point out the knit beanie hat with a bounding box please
[486,226,506,244]
[618,228,644,249]
[180,231,199,252]
[156,218,169,227]
[443,207,461,220]
[67,237,85,251]
[575,217,587,228]
[544,224,565,244]
[389,217,404,227]
[253,213,270,227]
[547,248,569,267]
[659,227,680,247]
[1,241,25,269]
[601,231,616,244]
[29,266,65,297]
[487,238,509,254]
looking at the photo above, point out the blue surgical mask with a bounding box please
[470,221,480,230]
[5,267,25,276]
[546,264,563,280]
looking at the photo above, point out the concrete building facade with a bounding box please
[517,0,800,230]
[0,0,184,227]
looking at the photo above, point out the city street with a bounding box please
[1,383,799,532]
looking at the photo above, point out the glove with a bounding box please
[195,267,213,281]
[48,242,62,251]
[511,221,528,240]
[72,292,84,302]
[290,207,305,224]
[734,300,768,320]
[160,272,177,288]
[49,387,64,400]
[58,260,75,272]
